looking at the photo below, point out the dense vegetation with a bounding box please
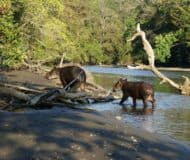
[0,0,190,68]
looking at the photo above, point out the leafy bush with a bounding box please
[154,33,177,63]
[0,1,25,68]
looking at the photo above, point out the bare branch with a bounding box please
[59,53,65,68]
[127,23,190,95]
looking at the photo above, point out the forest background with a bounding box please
[0,0,190,69]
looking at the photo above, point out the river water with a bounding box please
[84,66,190,144]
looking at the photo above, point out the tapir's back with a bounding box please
[123,81,154,99]
[59,66,86,85]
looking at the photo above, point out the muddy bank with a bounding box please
[0,110,190,160]
[0,70,55,88]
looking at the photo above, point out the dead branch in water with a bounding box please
[127,23,190,95]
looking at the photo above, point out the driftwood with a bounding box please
[29,76,111,106]
[127,23,190,95]
[0,78,115,111]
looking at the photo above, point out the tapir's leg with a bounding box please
[145,94,156,108]
[120,96,128,105]
[151,96,156,108]
[143,98,148,108]
[132,98,137,108]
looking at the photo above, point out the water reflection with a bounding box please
[120,107,155,116]
[121,107,156,133]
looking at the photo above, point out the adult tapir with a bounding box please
[112,78,155,108]
[45,65,87,90]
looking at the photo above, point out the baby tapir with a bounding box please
[112,78,155,108]
[45,65,87,90]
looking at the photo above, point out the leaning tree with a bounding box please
[127,23,190,96]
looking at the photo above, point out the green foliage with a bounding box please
[0,0,190,68]
[19,0,71,62]
[81,41,104,64]
[122,12,137,39]
[154,33,177,63]
[0,0,25,68]
[132,0,190,66]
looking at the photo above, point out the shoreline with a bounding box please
[95,64,190,72]
[0,109,190,160]
[1,64,190,73]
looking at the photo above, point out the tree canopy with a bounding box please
[0,0,190,68]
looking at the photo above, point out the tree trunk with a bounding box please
[128,23,190,95]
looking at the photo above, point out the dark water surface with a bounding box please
[85,66,190,144]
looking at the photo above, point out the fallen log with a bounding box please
[29,87,114,106]
[29,70,82,105]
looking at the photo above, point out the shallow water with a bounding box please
[85,66,190,144]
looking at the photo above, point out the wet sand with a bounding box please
[0,70,190,160]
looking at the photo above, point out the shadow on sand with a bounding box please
[0,109,189,160]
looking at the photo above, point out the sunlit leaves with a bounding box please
[0,1,25,68]
[19,0,71,62]
[154,33,177,63]
[1,0,190,68]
